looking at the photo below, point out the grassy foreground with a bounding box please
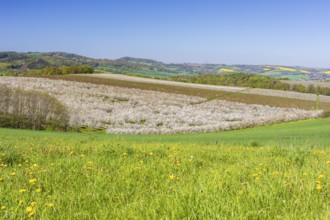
[0,119,330,219]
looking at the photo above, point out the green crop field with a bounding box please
[0,118,329,219]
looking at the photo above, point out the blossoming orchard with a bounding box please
[0,77,321,134]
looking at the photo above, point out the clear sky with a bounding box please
[1,0,329,67]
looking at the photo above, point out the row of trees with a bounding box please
[171,73,290,89]
[0,85,69,130]
[170,73,330,96]
[27,65,94,76]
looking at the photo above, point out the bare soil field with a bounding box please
[86,73,330,104]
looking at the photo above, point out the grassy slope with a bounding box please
[0,119,329,219]
[1,118,330,147]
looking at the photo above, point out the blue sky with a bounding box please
[1,0,329,67]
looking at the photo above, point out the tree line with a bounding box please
[170,73,330,96]
[0,85,69,130]
[27,65,94,76]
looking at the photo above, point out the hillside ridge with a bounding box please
[0,51,329,80]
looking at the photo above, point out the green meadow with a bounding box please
[0,118,329,219]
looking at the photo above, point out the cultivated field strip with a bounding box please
[83,73,247,92]
[0,77,321,134]
[87,74,330,103]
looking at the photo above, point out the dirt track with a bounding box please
[84,74,330,103]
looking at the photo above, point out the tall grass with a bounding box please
[0,130,329,219]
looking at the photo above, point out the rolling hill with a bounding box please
[0,51,330,80]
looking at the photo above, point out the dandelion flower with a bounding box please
[31,202,37,207]
[10,172,16,176]
[29,179,37,185]
[45,203,54,208]
[318,174,325,179]
[169,175,175,180]
[20,189,27,193]
[1,206,6,210]
[316,184,322,190]
[36,188,42,193]
[26,206,33,213]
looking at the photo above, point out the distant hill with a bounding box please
[0,51,329,80]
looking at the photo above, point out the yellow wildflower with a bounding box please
[45,203,54,208]
[26,206,33,212]
[31,202,37,207]
[318,174,325,179]
[169,175,175,180]
[36,188,42,193]
[20,189,27,193]
[29,179,37,185]
[1,206,6,210]
[316,184,322,190]
[10,172,16,176]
